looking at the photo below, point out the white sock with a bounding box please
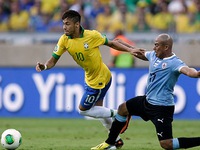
[79,106,121,141]
[99,118,112,130]
[79,106,113,118]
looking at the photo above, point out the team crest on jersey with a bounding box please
[84,43,89,50]
[54,45,59,52]
[162,63,167,69]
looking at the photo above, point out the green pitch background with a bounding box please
[0,118,200,150]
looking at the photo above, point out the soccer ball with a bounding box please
[1,129,22,150]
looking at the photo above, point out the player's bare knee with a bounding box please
[78,105,90,116]
[79,105,87,111]
[118,103,129,116]
[159,140,173,150]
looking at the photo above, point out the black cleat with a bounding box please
[115,139,124,149]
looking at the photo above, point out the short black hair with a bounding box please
[62,10,81,23]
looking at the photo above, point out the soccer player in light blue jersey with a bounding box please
[91,33,200,150]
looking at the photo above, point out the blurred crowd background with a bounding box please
[1,0,200,34]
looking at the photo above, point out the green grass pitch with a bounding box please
[0,118,200,150]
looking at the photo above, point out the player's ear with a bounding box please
[75,22,80,28]
[165,44,169,49]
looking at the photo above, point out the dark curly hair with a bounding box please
[62,10,81,23]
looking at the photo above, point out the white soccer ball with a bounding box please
[1,129,22,150]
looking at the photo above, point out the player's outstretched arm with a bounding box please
[114,38,135,49]
[106,39,133,53]
[130,48,148,61]
[106,39,148,61]
[110,39,148,61]
[36,56,58,72]
[180,66,200,78]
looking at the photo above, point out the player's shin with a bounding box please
[99,118,122,142]
[105,115,127,145]
[99,118,112,130]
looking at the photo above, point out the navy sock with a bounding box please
[105,119,126,145]
[178,137,200,148]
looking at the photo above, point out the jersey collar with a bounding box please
[163,53,176,60]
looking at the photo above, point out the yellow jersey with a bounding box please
[53,28,111,89]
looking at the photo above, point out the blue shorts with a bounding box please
[80,78,112,109]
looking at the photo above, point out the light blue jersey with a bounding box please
[145,51,186,106]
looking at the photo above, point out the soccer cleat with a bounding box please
[91,142,117,150]
[120,115,131,134]
[115,138,124,149]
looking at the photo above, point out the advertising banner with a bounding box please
[0,68,199,119]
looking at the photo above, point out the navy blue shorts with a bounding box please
[126,95,175,141]
[80,78,111,109]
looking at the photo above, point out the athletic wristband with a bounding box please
[44,65,48,70]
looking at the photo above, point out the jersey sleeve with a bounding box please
[52,34,67,59]
[92,30,108,46]
[144,51,153,61]
[173,58,186,73]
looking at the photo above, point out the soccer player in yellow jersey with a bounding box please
[36,10,134,148]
